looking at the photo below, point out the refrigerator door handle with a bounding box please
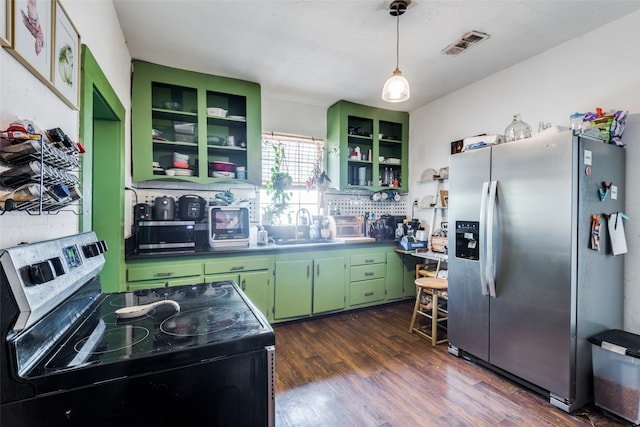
[479,181,489,296]
[487,180,498,298]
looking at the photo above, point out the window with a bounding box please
[260,133,324,222]
[261,133,323,186]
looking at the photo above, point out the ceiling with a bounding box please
[113,1,640,112]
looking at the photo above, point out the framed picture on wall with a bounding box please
[10,0,52,83]
[0,0,11,47]
[52,0,79,108]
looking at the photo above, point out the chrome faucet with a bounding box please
[295,208,311,239]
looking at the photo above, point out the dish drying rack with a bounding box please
[0,133,82,214]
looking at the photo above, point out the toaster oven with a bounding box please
[208,207,250,247]
[328,215,363,238]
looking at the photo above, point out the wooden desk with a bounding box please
[394,248,448,278]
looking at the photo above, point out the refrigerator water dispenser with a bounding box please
[455,221,479,260]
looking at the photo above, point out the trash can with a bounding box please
[588,329,640,424]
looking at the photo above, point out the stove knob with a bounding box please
[82,243,101,258]
[27,260,56,285]
[98,240,109,253]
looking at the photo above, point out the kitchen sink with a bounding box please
[273,238,334,245]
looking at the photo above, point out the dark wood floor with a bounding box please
[274,300,629,427]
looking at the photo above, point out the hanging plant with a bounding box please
[264,144,292,224]
[306,161,331,192]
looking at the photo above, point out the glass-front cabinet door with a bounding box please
[132,61,261,185]
[326,100,408,191]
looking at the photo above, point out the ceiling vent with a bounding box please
[441,30,491,56]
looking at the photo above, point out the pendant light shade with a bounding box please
[382,0,410,103]
[382,69,410,103]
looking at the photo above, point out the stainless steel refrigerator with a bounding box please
[447,130,625,412]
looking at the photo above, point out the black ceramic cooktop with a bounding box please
[26,281,273,378]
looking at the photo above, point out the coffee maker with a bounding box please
[370,215,408,241]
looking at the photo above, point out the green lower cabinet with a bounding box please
[312,256,346,314]
[349,251,386,308]
[127,280,167,291]
[239,271,271,320]
[204,271,271,320]
[402,254,419,299]
[127,254,274,321]
[274,253,347,321]
[386,250,405,301]
[126,260,203,290]
[125,245,412,324]
[274,259,313,320]
[350,278,386,305]
[203,255,273,321]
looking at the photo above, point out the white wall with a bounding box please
[261,90,327,138]
[408,10,640,332]
[0,0,131,248]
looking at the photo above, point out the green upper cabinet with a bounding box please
[131,60,262,184]
[326,100,409,191]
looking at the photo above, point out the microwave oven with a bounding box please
[208,207,250,247]
[137,220,196,252]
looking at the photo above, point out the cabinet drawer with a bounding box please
[204,273,240,284]
[350,253,386,266]
[350,263,385,282]
[168,276,205,287]
[350,279,385,306]
[127,280,167,291]
[204,257,270,275]
[127,263,202,282]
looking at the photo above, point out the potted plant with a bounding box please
[306,162,331,192]
[264,144,292,225]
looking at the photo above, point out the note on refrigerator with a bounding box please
[607,212,628,256]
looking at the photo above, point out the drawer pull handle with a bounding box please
[155,272,174,277]
[365,259,375,263]
[364,272,374,276]
[231,266,246,271]
[364,291,374,296]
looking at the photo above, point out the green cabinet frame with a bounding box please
[125,244,411,325]
[131,60,262,184]
[327,100,409,191]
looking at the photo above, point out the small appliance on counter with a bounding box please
[136,220,196,252]
[369,215,407,242]
[208,206,250,247]
[133,203,151,221]
[177,194,207,221]
[152,195,175,220]
[398,235,428,251]
[327,215,363,238]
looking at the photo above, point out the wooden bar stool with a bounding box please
[409,277,448,346]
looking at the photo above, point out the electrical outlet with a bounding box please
[413,199,418,207]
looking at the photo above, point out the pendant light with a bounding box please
[381,0,410,103]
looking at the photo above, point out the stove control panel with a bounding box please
[0,232,105,332]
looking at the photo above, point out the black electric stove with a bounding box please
[0,232,275,427]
